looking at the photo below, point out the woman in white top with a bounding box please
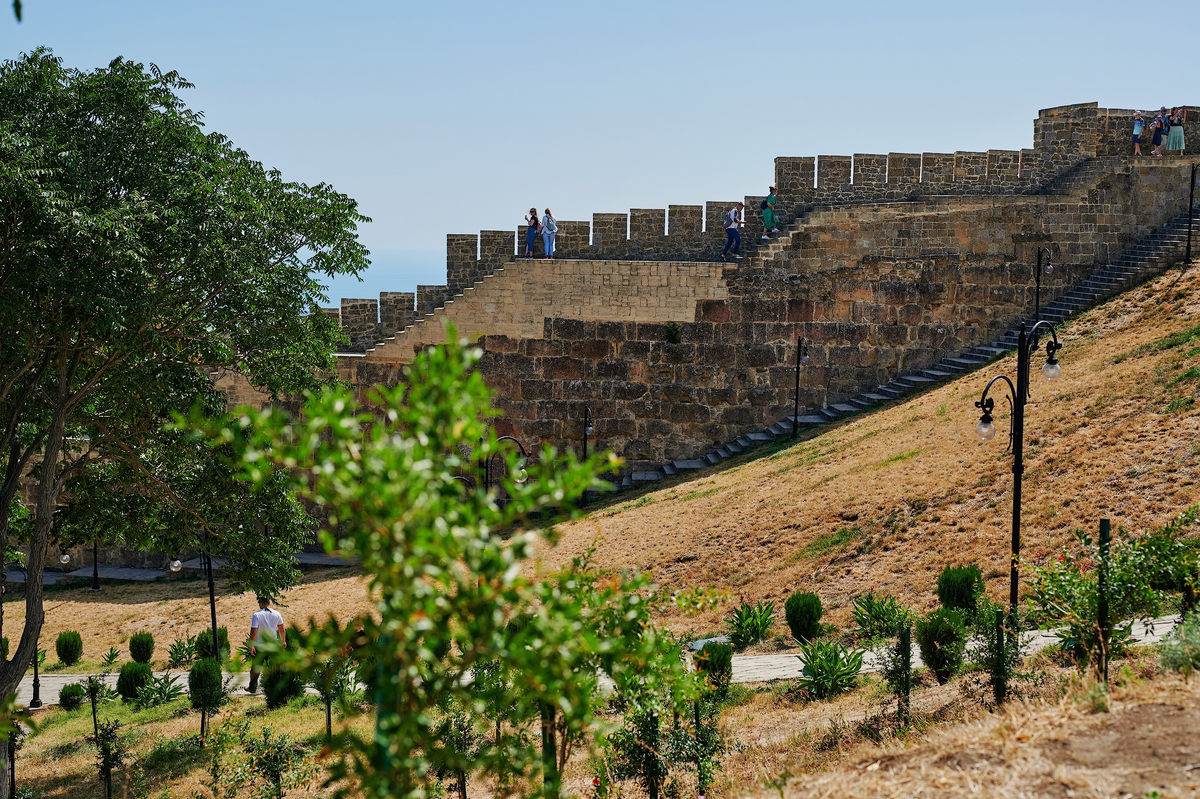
[541,209,557,259]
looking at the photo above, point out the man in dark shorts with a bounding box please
[1132,111,1144,156]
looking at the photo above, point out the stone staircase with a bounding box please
[616,205,1195,489]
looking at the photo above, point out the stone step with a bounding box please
[829,402,860,414]
[794,414,830,426]
[972,345,1010,357]
[921,368,957,379]
[848,397,875,409]
[861,392,891,403]
[672,459,707,471]
[746,431,775,443]
[631,471,663,483]
[705,452,723,465]
[735,436,752,449]
[662,463,678,476]
[877,385,905,399]
[943,357,984,369]
[895,374,936,388]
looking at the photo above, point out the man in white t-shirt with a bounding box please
[246,595,286,694]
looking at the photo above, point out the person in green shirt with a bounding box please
[761,186,779,239]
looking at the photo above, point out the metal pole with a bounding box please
[203,543,220,660]
[28,642,41,709]
[899,624,911,726]
[1035,249,1042,323]
[1187,162,1195,264]
[1010,325,1028,620]
[91,539,100,591]
[1098,518,1111,686]
[993,608,1007,705]
[792,337,803,439]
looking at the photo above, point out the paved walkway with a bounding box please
[18,615,1181,708]
[11,552,358,587]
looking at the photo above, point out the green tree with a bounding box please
[198,328,698,799]
[0,49,367,707]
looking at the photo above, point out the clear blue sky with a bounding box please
[6,1,1196,304]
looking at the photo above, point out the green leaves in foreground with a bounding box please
[796,639,863,700]
[190,326,700,799]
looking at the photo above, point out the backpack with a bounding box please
[723,209,737,226]
[760,198,770,210]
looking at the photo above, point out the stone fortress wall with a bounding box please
[260,102,1198,472]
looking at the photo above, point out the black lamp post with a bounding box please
[581,406,593,506]
[28,643,41,709]
[91,538,100,591]
[792,336,811,440]
[973,320,1062,619]
[1035,247,1053,324]
[484,436,530,495]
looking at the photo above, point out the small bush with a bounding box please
[1160,612,1200,679]
[55,630,83,666]
[796,639,863,700]
[133,673,184,711]
[58,682,86,711]
[851,592,912,642]
[167,635,197,669]
[188,659,225,714]
[915,609,967,684]
[693,642,733,697]
[116,662,153,701]
[725,600,775,651]
[195,627,229,661]
[263,664,306,710]
[100,647,121,668]
[784,591,823,643]
[936,564,985,617]
[129,632,155,664]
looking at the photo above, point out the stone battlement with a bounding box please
[327,103,1198,351]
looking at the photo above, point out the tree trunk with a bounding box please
[540,703,558,799]
[0,740,9,799]
[456,770,467,799]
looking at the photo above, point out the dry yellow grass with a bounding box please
[539,263,1200,635]
[9,567,373,669]
[767,673,1200,799]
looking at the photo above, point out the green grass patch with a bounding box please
[1162,397,1196,414]
[681,486,722,501]
[878,449,921,467]
[1118,322,1200,362]
[1169,367,1200,386]
[794,525,866,560]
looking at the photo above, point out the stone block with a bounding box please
[480,230,514,266]
[630,208,666,240]
[555,221,590,257]
[446,233,479,294]
[887,153,921,185]
[987,150,1020,183]
[853,154,887,187]
[817,155,852,188]
[416,285,451,317]
[592,213,628,251]
[954,151,987,184]
[379,291,415,336]
[668,205,702,237]
[339,297,379,351]
[921,153,954,185]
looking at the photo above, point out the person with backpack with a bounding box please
[1167,107,1187,155]
[760,186,779,240]
[541,208,557,259]
[721,202,744,261]
[1151,113,1166,157]
[523,207,541,258]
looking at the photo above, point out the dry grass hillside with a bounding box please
[541,261,1200,635]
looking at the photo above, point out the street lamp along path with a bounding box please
[973,320,1062,625]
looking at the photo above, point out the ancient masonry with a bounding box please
[221,102,1200,478]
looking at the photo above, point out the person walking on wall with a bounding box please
[721,202,745,261]
[761,186,779,239]
[1151,114,1165,157]
[1167,107,1187,155]
[524,207,541,258]
[541,208,557,259]
[245,595,286,694]
[1132,111,1144,156]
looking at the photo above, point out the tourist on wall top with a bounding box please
[523,207,541,258]
[542,209,557,259]
[721,202,745,262]
[1167,107,1187,155]
[761,187,779,239]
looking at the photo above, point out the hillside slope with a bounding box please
[541,261,1200,633]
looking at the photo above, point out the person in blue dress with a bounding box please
[523,207,541,258]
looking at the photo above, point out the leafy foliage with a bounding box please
[936,564,985,617]
[0,48,366,700]
[116,662,152,701]
[915,609,967,684]
[132,673,184,711]
[264,665,306,711]
[1159,612,1200,679]
[1028,527,1188,671]
[58,682,86,711]
[87,719,129,797]
[784,591,822,643]
[55,631,83,666]
[725,599,775,651]
[195,628,229,662]
[100,647,121,669]
[796,639,863,700]
[186,329,698,799]
[189,658,225,740]
[167,635,197,669]
[851,591,913,643]
[128,632,155,664]
[693,642,733,697]
[242,727,317,799]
